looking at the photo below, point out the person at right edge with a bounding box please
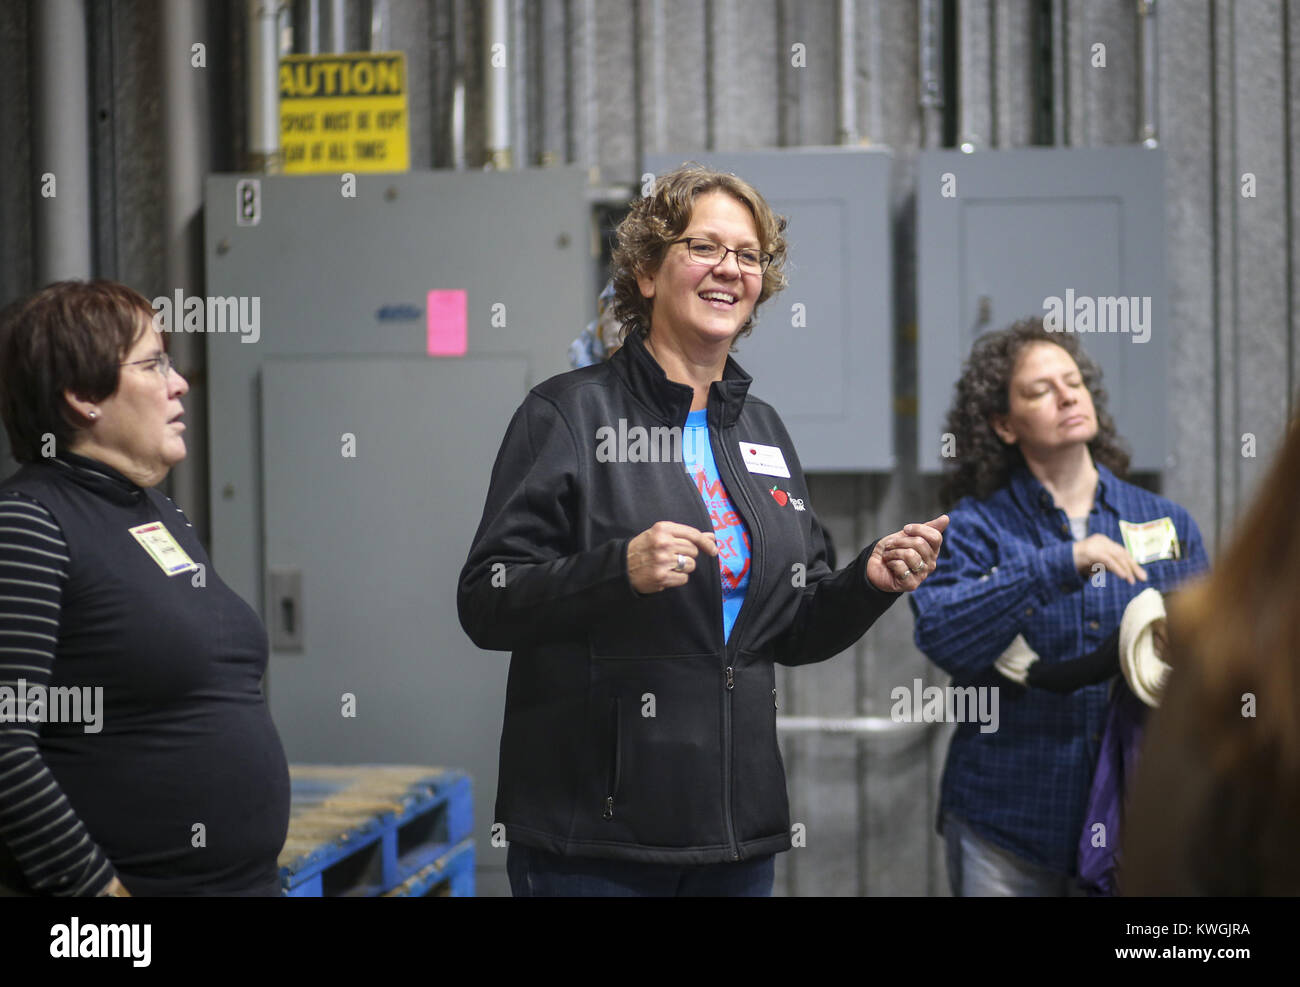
[909,319,1208,896]
[1122,417,1300,895]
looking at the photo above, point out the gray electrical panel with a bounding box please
[204,168,592,895]
[645,148,894,471]
[917,147,1169,472]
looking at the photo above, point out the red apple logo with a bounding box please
[770,486,788,507]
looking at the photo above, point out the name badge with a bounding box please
[738,441,790,478]
[1118,517,1181,565]
[129,522,198,576]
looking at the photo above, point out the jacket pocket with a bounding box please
[574,655,726,849]
[729,653,790,842]
[603,697,621,820]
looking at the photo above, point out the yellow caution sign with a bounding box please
[279,52,409,173]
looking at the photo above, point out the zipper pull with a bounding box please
[603,795,614,820]
[773,688,778,709]
[725,666,734,690]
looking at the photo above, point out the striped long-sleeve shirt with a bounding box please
[1,451,289,896]
[0,494,115,895]
[908,464,1209,874]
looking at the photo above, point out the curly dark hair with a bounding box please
[941,317,1131,504]
[609,163,788,344]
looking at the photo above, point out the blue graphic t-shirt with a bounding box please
[683,409,751,642]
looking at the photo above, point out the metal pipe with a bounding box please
[247,0,283,172]
[648,0,667,151]
[450,0,466,170]
[328,0,347,52]
[778,716,937,739]
[31,0,93,283]
[485,0,511,168]
[511,0,528,166]
[304,0,321,54]
[161,0,212,539]
[1051,0,1068,145]
[919,0,944,147]
[1137,0,1158,147]
[865,0,883,144]
[837,0,857,144]
[368,0,389,51]
[579,0,597,176]
[451,76,466,170]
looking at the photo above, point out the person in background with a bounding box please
[568,280,622,369]
[910,318,1207,896]
[0,280,289,896]
[1122,417,1300,895]
[460,163,946,897]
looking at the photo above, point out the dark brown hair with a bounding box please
[941,317,1131,504]
[1122,418,1300,894]
[0,280,157,462]
[610,163,788,343]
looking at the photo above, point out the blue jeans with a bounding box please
[507,842,775,897]
[943,813,1080,897]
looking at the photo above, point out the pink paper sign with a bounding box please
[426,290,467,356]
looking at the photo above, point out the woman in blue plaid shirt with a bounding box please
[910,318,1208,896]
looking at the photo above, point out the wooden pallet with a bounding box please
[279,764,474,897]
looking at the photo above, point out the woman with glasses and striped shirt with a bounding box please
[0,280,288,896]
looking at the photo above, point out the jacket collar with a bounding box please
[48,451,147,507]
[1011,460,1120,517]
[610,331,753,428]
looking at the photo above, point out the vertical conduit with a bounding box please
[247,0,283,172]
[304,0,322,53]
[919,0,945,148]
[368,0,389,51]
[328,0,346,51]
[31,0,93,283]
[1137,0,1159,146]
[837,0,857,144]
[161,0,212,537]
[450,0,466,170]
[485,0,511,168]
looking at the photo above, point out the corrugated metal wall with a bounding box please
[0,0,1295,895]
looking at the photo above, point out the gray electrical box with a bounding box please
[645,148,894,471]
[204,168,592,894]
[917,147,1169,472]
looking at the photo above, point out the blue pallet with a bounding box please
[382,836,476,897]
[279,765,473,897]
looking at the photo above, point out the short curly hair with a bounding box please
[610,163,788,343]
[941,317,1131,504]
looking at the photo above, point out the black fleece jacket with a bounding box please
[458,332,898,864]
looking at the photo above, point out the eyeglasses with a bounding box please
[121,352,175,377]
[671,237,773,275]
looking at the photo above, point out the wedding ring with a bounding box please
[674,554,688,572]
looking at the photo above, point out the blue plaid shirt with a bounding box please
[909,464,1209,874]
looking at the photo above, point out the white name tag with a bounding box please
[129,522,198,576]
[1118,517,1181,565]
[738,441,791,478]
